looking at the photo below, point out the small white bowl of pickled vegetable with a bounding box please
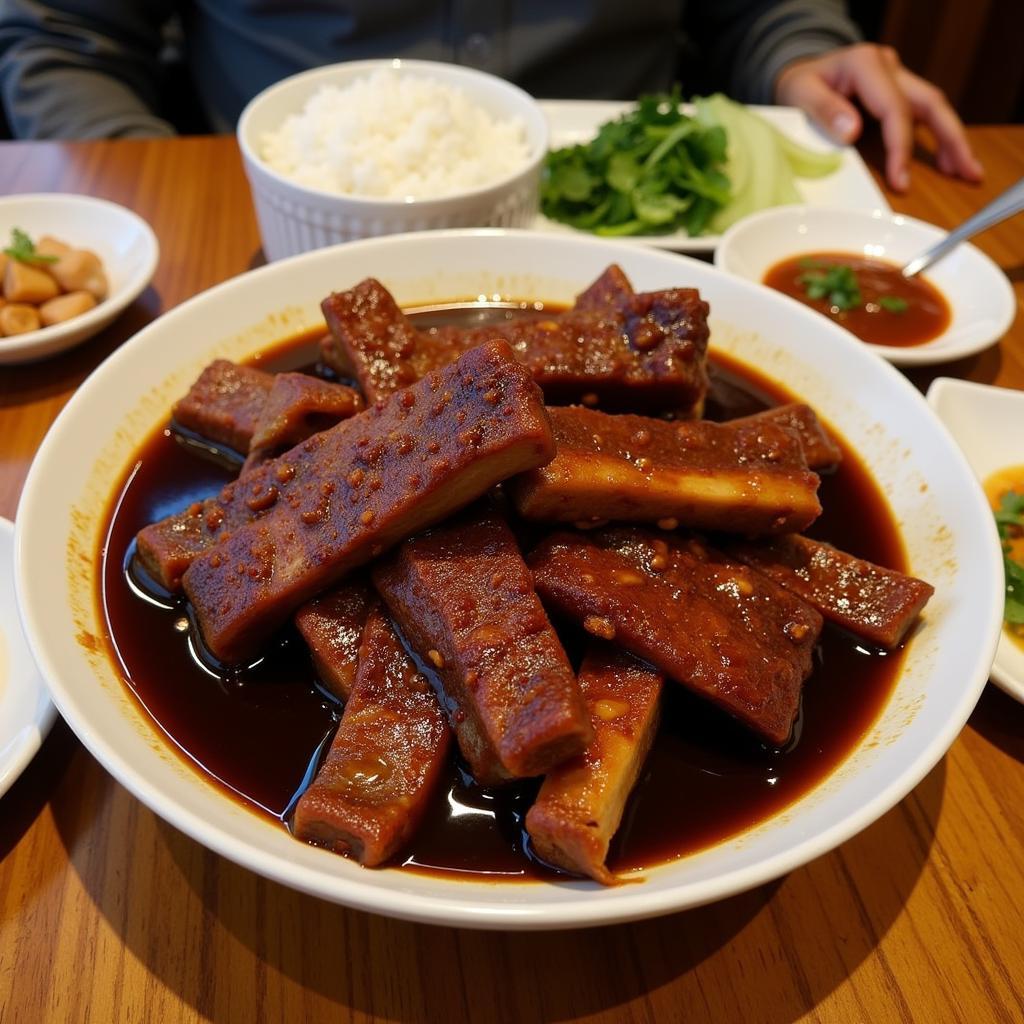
[927,377,1024,704]
[714,205,1016,367]
[0,194,159,365]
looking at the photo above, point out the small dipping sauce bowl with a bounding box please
[715,205,1016,367]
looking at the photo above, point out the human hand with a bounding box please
[774,43,983,192]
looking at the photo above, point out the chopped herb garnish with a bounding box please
[995,490,1024,625]
[3,227,58,265]
[540,87,731,237]
[878,295,908,314]
[797,264,862,311]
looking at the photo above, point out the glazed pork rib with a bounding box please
[728,403,842,472]
[526,644,663,885]
[172,359,363,461]
[172,359,274,454]
[292,604,452,866]
[294,578,375,701]
[724,534,934,649]
[529,529,822,746]
[320,265,710,415]
[134,369,381,593]
[182,341,555,664]
[136,453,300,593]
[508,405,822,535]
[372,505,592,785]
[245,371,364,467]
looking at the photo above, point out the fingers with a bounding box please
[776,62,863,145]
[775,44,981,192]
[836,45,913,191]
[895,67,984,181]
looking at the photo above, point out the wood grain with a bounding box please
[0,130,1022,1024]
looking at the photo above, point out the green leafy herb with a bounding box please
[540,87,732,237]
[995,490,1024,625]
[878,295,909,314]
[3,227,57,265]
[797,264,862,311]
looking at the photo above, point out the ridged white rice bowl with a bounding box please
[238,59,548,261]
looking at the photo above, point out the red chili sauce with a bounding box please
[97,303,907,881]
[764,251,951,348]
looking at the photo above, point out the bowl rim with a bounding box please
[14,227,1002,929]
[713,203,1017,367]
[0,192,159,362]
[236,57,550,209]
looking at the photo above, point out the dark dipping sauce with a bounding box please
[764,251,951,348]
[99,302,906,882]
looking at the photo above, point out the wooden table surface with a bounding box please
[1,127,1022,1024]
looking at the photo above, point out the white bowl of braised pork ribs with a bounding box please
[15,228,1002,929]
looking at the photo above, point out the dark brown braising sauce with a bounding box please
[99,303,906,881]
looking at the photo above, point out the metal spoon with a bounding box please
[902,176,1024,278]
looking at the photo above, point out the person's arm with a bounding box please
[0,0,177,139]
[686,1,982,192]
[687,0,861,107]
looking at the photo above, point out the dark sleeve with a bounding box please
[685,0,862,104]
[0,0,178,139]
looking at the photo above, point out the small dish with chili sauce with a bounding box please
[715,206,1015,367]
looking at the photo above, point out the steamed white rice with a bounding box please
[260,69,531,200]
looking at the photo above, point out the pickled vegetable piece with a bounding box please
[373,505,591,784]
[0,303,41,336]
[509,404,821,534]
[526,644,662,884]
[292,605,452,866]
[48,247,108,300]
[38,290,97,326]
[4,260,59,304]
[529,528,822,745]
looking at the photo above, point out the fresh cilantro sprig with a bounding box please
[3,227,58,265]
[798,264,862,311]
[540,87,731,237]
[995,490,1024,625]
[797,259,909,315]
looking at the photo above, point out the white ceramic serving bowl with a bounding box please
[15,229,1002,930]
[237,59,548,262]
[0,193,159,364]
[714,205,1016,367]
[927,377,1024,704]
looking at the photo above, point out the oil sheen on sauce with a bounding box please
[98,304,907,881]
[763,251,951,348]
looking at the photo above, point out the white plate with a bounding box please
[926,377,1024,703]
[0,517,56,797]
[714,205,1017,367]
[534,100,890,251]
[0,193,159,364]
[15,229,1001,929]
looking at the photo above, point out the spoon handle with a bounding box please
[902,176,1024,278]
